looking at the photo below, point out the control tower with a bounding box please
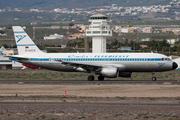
[86,14,112,53]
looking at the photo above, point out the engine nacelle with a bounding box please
[119,72,132,78]
[74,67,86,72]
[100,67,119,78]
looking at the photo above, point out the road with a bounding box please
[0,80,179,84]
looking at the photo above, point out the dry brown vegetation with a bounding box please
[0,69,179,80]
[1,84,180,97]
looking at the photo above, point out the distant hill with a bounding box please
[0,0,171,9]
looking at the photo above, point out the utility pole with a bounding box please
[84,35,89,52]
[134,40,135,51]
[33,26,35,40]
[66,24,69,40]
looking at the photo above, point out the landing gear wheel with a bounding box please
[152,72,156,81]
[98,76,104,81]
[88,75,94,81]
[152,77,156,81]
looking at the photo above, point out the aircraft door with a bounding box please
[150,53,155,69]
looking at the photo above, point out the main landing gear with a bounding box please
[87,75,105,81]
[152,72,156,81]
[88,75,94,81]
[98,75,104,81]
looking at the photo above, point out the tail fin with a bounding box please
[12,26,42,55]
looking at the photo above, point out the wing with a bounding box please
[56,60,102,72]
[55,60,126,72]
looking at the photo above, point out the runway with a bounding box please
[0,80,179,84]
[0,101,180,106]
[0,101,180,120]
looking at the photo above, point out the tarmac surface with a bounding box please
[0,101,180,106]
[0,80,179,84]
[0,101,180,120]
[0,80,180,119]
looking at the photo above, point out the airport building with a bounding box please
[86,14,112,53]
[44,33,64,40]
[0,46,22,69]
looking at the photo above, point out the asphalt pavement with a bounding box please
[0,80,179,84]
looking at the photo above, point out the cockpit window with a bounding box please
[162,58,171,61]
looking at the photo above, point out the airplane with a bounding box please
[9,26,178,81]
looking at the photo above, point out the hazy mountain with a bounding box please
[0,0,171,9]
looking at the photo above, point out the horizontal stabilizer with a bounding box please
[9,55,30,61]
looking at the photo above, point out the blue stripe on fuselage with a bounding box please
[28,58,162,62]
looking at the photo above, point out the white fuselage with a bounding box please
[17,52,174,72]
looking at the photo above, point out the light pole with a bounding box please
[134,40,135,52]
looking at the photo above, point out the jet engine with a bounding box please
[99,67,119,78]
[119,72,132,78]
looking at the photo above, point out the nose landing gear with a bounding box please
[152,77,156,81]
[152,72,156,81]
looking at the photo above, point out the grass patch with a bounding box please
[115,96,126,100]
[79,114,85,119]
[144,116,149,118]
[0,112,4,115]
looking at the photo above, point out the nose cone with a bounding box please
[173,62,178,69]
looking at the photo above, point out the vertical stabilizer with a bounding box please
[12,26,42,55]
